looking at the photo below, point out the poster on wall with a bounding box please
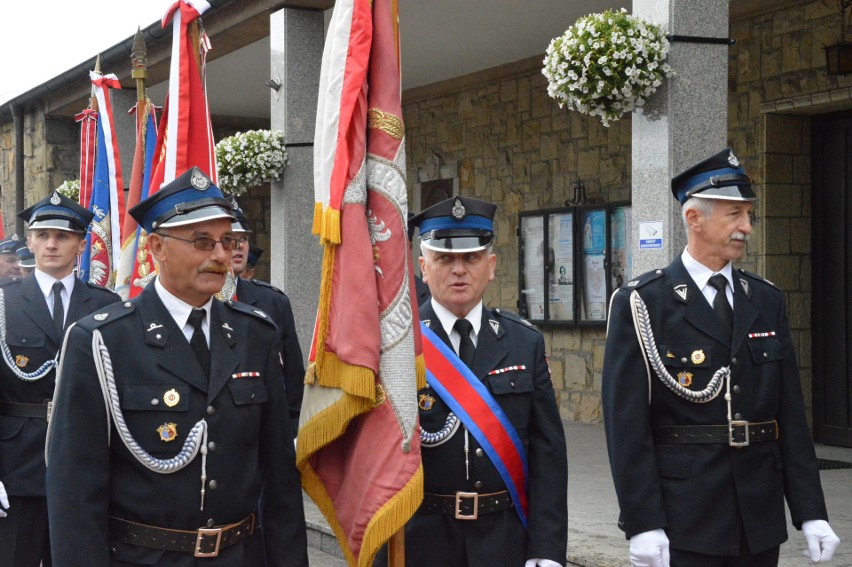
[581,209,607,321]
[549,212,574,320]
[611,206,632,289]
[520,215,545,319]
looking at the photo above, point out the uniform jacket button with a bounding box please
[207,518,215,527]
[207,441,217,452]
[151,398,159,406]
[731,357,738,366]
[474,481,482,490]
[209,479,218,490]
[206,405,216,415]
[734,413,742,420]
[475,448,484,458]
[681,357,688,364]
[732,385,741,394]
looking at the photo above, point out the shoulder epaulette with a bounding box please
[492,308,541,333]
[83,281,122,297]
[80,300,136,329]
[737,268,780,291]
[224,299,276,327]
[250,279,285,295]
[623,268,665,290]
[0,278,20,288]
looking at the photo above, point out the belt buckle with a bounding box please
[46,401,53,424]
[729,420,750,447]
[195,527,223,558]
[454,491,479,520]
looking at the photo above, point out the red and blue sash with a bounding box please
[420,322,528,526]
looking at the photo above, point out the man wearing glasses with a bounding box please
[46,167,308,566]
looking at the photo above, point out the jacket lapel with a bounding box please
[66,279,95,326]
[669,257,731,347]
[235,278,258,306]
[419,302,452,350]
[138,287,209,394]
[206,301,240,404]
[730,275,759,355]
[471,308,508,378]
[21,276,61,346]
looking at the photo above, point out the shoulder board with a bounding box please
[250,279,285,295]
[81,300,136,329]
[492,308,541,333]
[224,299,276,327]
[0,278,20,288]
[83,281,122,297]
[737,268,780,291]
[623,268,665,290]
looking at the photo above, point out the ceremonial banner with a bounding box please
[126,0,216,297]
[79,72,126,288]
[297,1,424,565]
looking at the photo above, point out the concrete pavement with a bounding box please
[303,420,852,566]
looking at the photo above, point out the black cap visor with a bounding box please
[420,229,493,253]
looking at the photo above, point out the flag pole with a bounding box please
[131,27,148,107]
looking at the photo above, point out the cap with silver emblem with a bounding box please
[670,148,756,205]
[18,192,94,233]
[409,196,497,253]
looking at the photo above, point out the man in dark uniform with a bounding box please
[15,244,35,278]
[602,149,840,566]
[385,196,567,566]
[239,244,263,281]
[407,212,431,308]
[45,167,308,566]
[228,199,304,430]
[0,236,23,284]
[0,192,120,567]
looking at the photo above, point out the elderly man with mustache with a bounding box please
[602,149,839,567]
[45,167,307,567]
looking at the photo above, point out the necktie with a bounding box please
[708,274,733,333]
[453,318,475,368]
[52,281,65,338]
[188,308,210,376]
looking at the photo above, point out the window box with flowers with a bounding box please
[215,129,288,196]
[55,179,81,202]
[542,8,673,127]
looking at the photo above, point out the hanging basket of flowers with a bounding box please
[542,8,673,127]
[215,129,288,196]
[55,179,81,202]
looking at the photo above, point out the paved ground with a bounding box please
[304,420,852,566]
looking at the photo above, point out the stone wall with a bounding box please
[402,58,632,422]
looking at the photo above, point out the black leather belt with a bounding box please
[420,491,513,520]
[108,514,256,558]
[0,401,52,422]
[653,420,778,447]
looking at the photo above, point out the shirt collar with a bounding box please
[681,247,733,291]
[34,269,76,299]
[154,277,213,330]
[430,298,483,339]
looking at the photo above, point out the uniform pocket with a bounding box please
[121,384,189,411]
[657,344,712,368]
[747,338,783,364]
[227,378,267,444]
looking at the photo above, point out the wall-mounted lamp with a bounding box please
[566,179,594,206]
[825,0,852,75]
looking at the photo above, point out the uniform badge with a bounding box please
[190,169,210,190]
[157,423,178,442]
[728,150,740,167]
[418,393,436,411]
[691,350,705,364]
[50,192,62,205]
[673,284,688,302]
[677,371,693,387]
[14,355,28,368]
[252,309,267,319]
[94,313,109,321]
[422,319,432,329]
[163,389,180,407]
[666,351,675,359]
[451,197,466,220]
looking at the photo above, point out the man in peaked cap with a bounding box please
[240,244,263,281]
[0,191,120,567]
[46,167,308,566]
[15,244,34,278]
[226,197,305,433]
[603,149,840,566]
[0,236,23,284]
[378,196,567,566]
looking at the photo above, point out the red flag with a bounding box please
[297,1,424,565]
[126,0,216,297]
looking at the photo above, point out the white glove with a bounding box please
[0,481,9,518]
[629,528,670,567]
[802,519,840,563]
[523,559,560,567]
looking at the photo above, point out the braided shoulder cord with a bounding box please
[92,329,207,474]
[420,412,460,446]
[629,290,728,403]
[0,288,58,381]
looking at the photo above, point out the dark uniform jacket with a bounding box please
[45,284,308,566]
[412,301,567,565]
[235,278,304,429]
[0,275,119,496]
[602,257,828,556]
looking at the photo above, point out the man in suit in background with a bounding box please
[393,196,567,567]
[46,167,307,566]
[0,237,23,284]
[603,149,840,566]
[228,200,304,430]
[0,192,120,567]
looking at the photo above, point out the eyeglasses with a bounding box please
[160,233,246,251]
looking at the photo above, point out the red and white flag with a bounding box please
[298,1,424,565]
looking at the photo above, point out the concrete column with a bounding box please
[631,0,730,275]
[269,8,325,360]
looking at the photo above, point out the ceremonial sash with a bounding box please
[420,322,528,526]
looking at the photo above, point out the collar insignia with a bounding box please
[489,319,501,336]
[94,313,109,321]
[422,319,432,328]
[673,284,688,302]
[739,278,750,298]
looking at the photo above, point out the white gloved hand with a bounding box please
[629,528,670,567]
[0,481,9,518]
[523,559,560,567]
[802,519,840,563]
